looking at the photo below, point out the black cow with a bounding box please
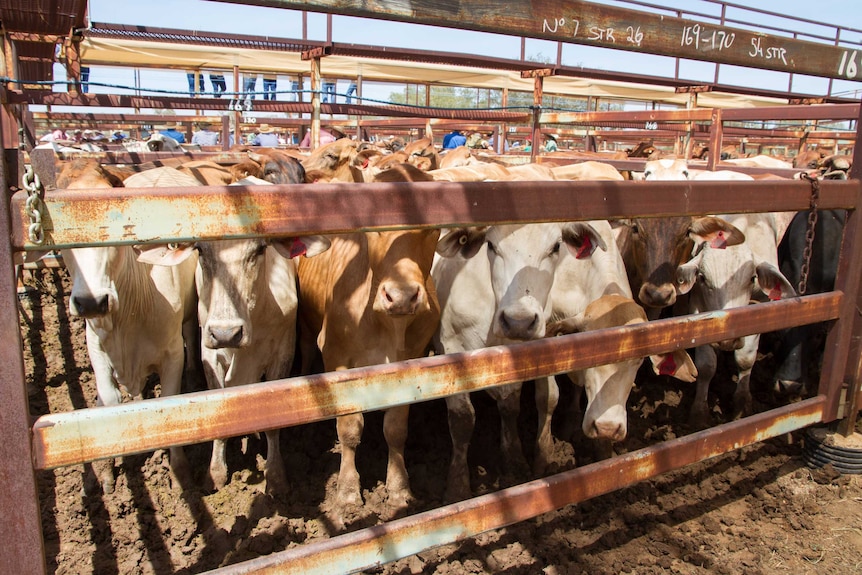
[773,209,846,395]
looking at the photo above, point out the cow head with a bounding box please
[137,172,330,349]
[231,149,307,185]
[676,224,795,351]
[437,222,606,341]
[403,137,439,171]
[301,138,360,182]
[548,294,697,441]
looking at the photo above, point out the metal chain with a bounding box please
[22,165,46,245]
[798,172,820,296]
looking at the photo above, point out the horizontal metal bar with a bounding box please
[211,0,862,81]
[208,396,827,575]
[32,293,841,470]
[10,180,859,250]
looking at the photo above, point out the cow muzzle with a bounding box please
[496,306,543,341]
[204,320,249,349]
[374,280,425,316]
[70,292,113,318]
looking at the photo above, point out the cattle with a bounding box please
[772,209,846,396]
[301,138,361,182]
[56,161,199,494]
[296,163,441,522]
[793,149,827,169]
[675,212,796,426]
[230,149,307,184]
[433,217,696,502]
[616,159,748,319]
[122,132,184,153]
[722,155,792,169]
[138,167,331,495]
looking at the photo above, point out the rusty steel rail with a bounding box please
[209,397,827,575]
[9,179,859,250]
[31,292,841,470]
[214,0,862,81]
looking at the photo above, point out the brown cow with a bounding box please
[296,163,441,523]
[301,138,361,182]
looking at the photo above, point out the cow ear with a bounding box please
[436,227,488,259]
[689,216,745,249]
[648,349,697,382]
[546,312,587,337]
[271,235,332,259]
[562,222,607,259]
[675,255,701,295]
[755,262,796,300]
[135,243,197,266]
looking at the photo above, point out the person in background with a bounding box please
[262,73,277,101]
[111,130,126,142]
[191,122,219,146]
[186,71,204,96]
[544,133,559,153]
[210,73,226,98]
[345,81,358,103]
[161,121,186,144]
[243,73,258,100]
[80,66,90,92]
[322,80,336,103]
[290,77,301,102]
[299,126,344,148]
[443,129,466,149]
[252,123,280,147]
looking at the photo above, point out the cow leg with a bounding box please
[383,405,413,509]
[207,438,230,491]
[86,340,120,494]
[732,335,759,420]
[491,383,529,483]
[533,376,559,476]
[159,352,193,490]
[445,392,475,503]
[336,412,365,507]
[263,429,287,495]
[690,345,718,429]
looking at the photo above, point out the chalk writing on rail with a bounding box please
[541,18,642,47]
[838,50,860,79]
[680,24,735,51]
[749,37,788,66]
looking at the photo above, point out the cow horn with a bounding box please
[247,150,264,163]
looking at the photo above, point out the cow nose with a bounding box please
[639,283,676,308]
[498,309,541,340]
[205,322,246,348]
[589,419,626,442]
[71,294,110,317]
[378,281,423,315]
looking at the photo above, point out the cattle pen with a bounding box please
[2,1,862,574]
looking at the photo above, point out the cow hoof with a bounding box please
[264,466,289,496]
[205,467,229,493]
[386,486,414,511]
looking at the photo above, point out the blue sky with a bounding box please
[70,1,862,105]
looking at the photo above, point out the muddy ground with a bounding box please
[18,267,862,574]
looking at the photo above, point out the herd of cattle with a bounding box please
[35,137,850,524]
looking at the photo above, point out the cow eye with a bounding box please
[486,241,497,254]
[643,170,652,179]
[682,170,690,178]
[549,241,561,255]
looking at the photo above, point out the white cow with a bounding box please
[139,174,330,494]
[675,211,796,426]
[433,219,696,502]
[58,164,199,494]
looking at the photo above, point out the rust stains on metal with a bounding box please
[210,398,826,575]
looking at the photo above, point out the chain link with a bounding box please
[798,172,820,296]
[22,165,46,245]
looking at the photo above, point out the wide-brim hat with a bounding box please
[545,133,558,140]
[198,122,213,129]
[328,125,346,137]
[258,123,274,133]
[165,121,179,128]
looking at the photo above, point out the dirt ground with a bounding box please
[18,267,862,575]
